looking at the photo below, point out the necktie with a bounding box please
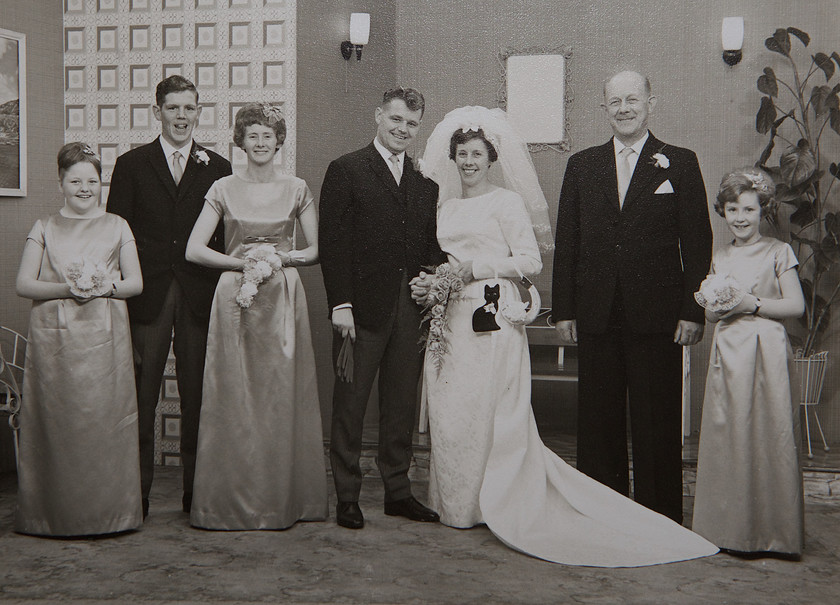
[172,151,184,185]
[617,146,635,207]
[388,154,402,185]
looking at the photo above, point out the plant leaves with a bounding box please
[766,29,791,56]
[831,107,840,136]
[779,139,816,186]
[787,27,810,47]
[833,52,840,72]
[811,85,832,116]
[814,52,836,81]
[825,211,840,238]
[756,96,777,134]
[757,67,779,96]
[789,200,818,227]
[830,163,840,179]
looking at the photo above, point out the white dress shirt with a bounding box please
[159,137,193,182]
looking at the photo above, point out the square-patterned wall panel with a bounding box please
[63,0,298,463]
[64,0,297,188]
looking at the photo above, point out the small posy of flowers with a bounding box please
[64,257,109,298]
[236,244,284,309]
[651,152,670,169]
[192,149,210,166]
[421,263,465,372]
[499,300,530,325]
[694,274,745,313]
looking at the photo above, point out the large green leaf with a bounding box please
[788,27,811,47]
[833,52,840,72]
[757,67,779,96]
[789,200,818,226]
[766,29,791,56]
[780,140,816,186]
[811,85,832,116]
[831,107,840,135]
[814,52,836,81]
[756,96,777,134]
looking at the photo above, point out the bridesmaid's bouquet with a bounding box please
[236,244,284,309]
[421,263,465,372]
[694,274,745,312]
[64,258,110,298]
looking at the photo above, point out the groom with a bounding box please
[107,75,231,518]
[551,71,712,523]
[319,87,445,529]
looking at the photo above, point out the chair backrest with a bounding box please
[795,351,829,406]
[0,325,26,410]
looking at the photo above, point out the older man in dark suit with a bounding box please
[551,71,712,523]
[107,75,232,518]
[319,87,445,529]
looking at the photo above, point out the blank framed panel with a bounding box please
[505,53,566,146]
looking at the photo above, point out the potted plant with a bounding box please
[755,27,837,453]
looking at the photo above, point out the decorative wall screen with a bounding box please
[63,0,298,463]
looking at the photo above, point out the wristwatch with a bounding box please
[753,297,762,315]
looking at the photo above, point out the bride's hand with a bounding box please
[452,260,474,283]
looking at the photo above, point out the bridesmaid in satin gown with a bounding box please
[412,107,718,567]
[186,103,327,530]
[693,167,805,557]
[15,142,143,536]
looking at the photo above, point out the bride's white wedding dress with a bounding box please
[425,187,717,567]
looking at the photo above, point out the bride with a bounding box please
[411,106,717,567]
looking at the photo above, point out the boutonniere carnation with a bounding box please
[651,152,670,169]
[236,244,284,308]
[192,149,210,166]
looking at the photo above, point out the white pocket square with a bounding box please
[654,180,674,194]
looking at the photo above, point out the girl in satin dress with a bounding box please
[186,103,327,530]
[14,142,143,536]
[693,167,805,557]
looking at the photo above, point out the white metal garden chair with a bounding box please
[796,351,830,460]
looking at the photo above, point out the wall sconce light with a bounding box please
[341,13,370,61]
[722,17,744,66]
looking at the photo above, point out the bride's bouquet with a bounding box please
[421,263,465,372]
[236,244,284,309]
[64,258,110,298]
[694,274,745,313]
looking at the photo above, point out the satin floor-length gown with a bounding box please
[693,237,804,555]
[425,188,718,567]
[190,173,328,530]
[15,213,142,536]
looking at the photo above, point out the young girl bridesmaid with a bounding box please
[692,167,805,557]
[15,142,143,536]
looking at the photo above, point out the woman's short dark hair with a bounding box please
[233,103,287,149]
[448,128,498,163]
[714,167,776,217]
[155,75,199,107]
[58,142,101,179]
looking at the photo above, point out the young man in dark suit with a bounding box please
[551,71,712,523]
[107,75,232,518]
[319,87,445,529]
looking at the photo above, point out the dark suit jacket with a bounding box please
[106,138,232,324]
[319,143,445,329]
[551,134,712,334]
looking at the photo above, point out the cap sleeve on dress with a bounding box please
[204,179,227,217]
[25,219,46,249]
[775,241,799,277]
[296,180,315,216]
[117,217,136,248]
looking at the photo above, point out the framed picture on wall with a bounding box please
[0,28,26,197]
[499,46,571,153]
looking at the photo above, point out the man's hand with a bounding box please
[332,307,356,342]
[673,320,704,346]
[409,272,433,306]
[554,319,578,344]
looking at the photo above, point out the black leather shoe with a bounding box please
[142,498,149,520]
[182,493,192,514]
[384,496,440,522]
[336,501,364,529]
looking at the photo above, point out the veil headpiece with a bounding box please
[419,106,554,253]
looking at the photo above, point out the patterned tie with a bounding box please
[617,146,635,208]
[172,151,184,186]
[388,154,402,185]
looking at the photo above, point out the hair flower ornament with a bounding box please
[745,170,772,195]
[80,144,99,159]
[261,103,284,125]
[652,152,670,169]
[192,149,210,166]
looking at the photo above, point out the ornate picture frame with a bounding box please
[0,28,27,197]
[499,46,572,153]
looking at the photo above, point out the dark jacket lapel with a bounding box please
[622,134,665,211]
[594,140,621,212]
[364,143,401,197]
[177,141,201,201]
[147,137,179,201]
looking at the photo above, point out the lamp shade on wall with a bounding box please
[721,17,744,65]
[349,13,370,45]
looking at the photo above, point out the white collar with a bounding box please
[612,131,649,158]
[373,137,405,165]
[159,136,193,162]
